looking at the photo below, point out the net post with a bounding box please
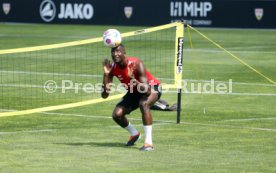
[174,22,184,124]
[177,88,182,124]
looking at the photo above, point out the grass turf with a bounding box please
[0,23,275,172]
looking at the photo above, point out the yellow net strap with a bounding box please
[0,94,124,117]
[187,25,276,85]
[0,22,182,55]
[0,85,178,117]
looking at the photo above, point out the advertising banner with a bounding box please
[1,0,275,28]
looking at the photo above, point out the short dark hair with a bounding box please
[111,44,125,52]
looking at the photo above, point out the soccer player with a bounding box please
[101,44,161,151]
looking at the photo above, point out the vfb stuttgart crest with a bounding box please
[255,8,263,21]
[124,6,133,19]
[2,3,11,15]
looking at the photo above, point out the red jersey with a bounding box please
[111,57,160,92]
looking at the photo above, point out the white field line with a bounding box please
[0,83,88,90]
[166,90,276,97]
[0,83,52,89]
[0,109,17,112]
[160,78,276,87]
[1,82,274,90]
[220,45,269,50]
[41,112,276,132]
[221,117,276,122]
[109,122,173,128]
[0,70,101,78]
[181,92,276,97]
[1,109,275,132]
[184,48,276,54]
[0,83,89,91]
[0,129,56,135]
[0,83,275,96]
[43,112,113,119]
[1,108,275,124]
[182,122,276,132]
[1,70,275,87]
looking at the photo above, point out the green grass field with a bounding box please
[0,23,275,173]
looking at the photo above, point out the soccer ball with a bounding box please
[103,29,122,48]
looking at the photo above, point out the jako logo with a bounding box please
[58,3,94,19]
[40,0,94,22]
[40,0,56,22]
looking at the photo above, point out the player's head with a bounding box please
[111,44,126,64]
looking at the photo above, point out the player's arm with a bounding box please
[131,61,151,95]
[102,59,113,99]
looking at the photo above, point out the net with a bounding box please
[181,25,276,120]
[0,22,184,117]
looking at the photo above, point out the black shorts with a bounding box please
[116,85,162,114]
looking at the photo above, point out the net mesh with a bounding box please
[0,25,177,112]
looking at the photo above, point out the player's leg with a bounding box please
[112,106,129,128]
[113,93,141,146]
[139,88,160,151]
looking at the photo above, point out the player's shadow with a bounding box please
[56,142,138,149]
